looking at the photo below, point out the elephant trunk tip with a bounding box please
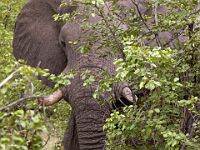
[121,87,137,104]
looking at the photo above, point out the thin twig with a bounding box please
[154,0,161,47]
[154,0,158,27]
[0,69,20,89]
[24,61,41,96]
[130,0,151,31]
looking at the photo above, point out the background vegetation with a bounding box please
[0,0,70,149]
[0,0,200,150]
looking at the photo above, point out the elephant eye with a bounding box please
[61,40,66,48]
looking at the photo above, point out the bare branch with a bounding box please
[154,0,161,47]
[154,0,158,27]
[24,62,41,96]
[130,0,151,31]
[0,69,20,89]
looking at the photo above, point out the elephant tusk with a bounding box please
[38,89,63,106]
[121,87,137,103]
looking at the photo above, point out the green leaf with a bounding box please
[145,80,155,90]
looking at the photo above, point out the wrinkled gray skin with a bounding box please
[13,0,182,149]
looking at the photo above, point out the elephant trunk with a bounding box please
[39,82,136,149]
[74,98,110,150]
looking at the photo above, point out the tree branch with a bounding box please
[0,96,42,111]
[154,0,161,47]
[0,69,20,89]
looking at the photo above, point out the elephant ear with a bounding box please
[13,0,67,86]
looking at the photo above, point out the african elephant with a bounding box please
[13,0,136,149]
[13,0,195,149]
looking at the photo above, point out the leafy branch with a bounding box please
[0,96,42,111]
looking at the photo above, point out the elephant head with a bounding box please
[13,0,136,149]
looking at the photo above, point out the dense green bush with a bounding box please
[70,0,200,149]
[99,0,200,149]
[0,0,46,149]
